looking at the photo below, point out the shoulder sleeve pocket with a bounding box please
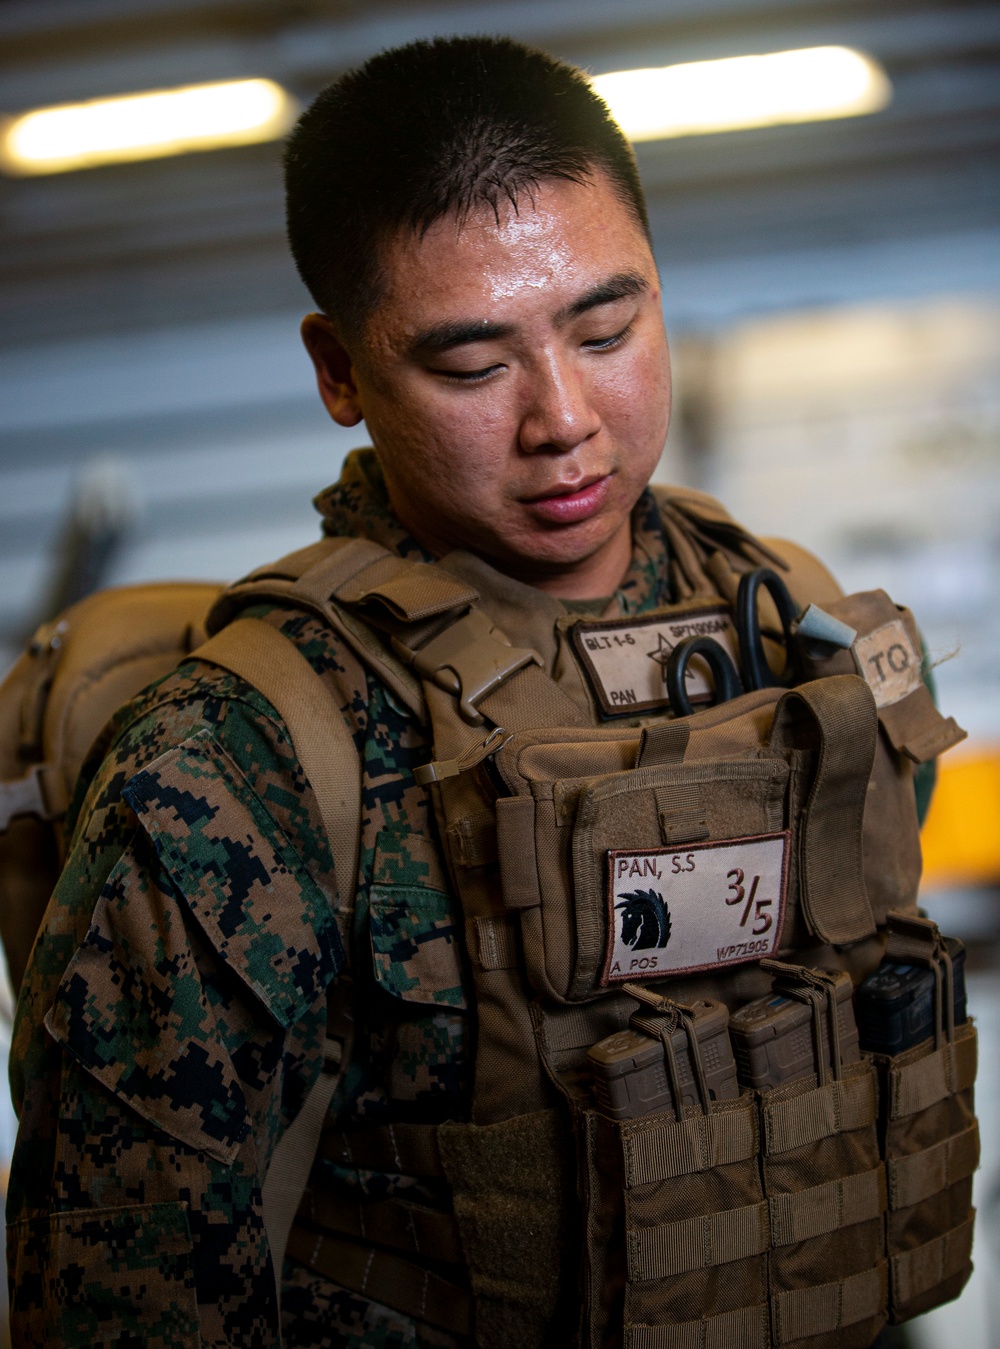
[122,729,344,1028]
[369,831,466,1009]
[46,730,345,1162]
[45,840,251,1163]
[9,1201,200,1348]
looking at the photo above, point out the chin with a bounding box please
[500,531,619,577]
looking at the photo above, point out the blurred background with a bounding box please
[0,1,997,1344]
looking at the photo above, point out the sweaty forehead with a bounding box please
[369,173,655,343]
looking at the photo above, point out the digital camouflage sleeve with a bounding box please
[6,586,471,1347]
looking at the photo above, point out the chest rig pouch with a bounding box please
[211,490,972,1349]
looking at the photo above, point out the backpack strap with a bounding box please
[191,615,363,1319]
[194,616,361,907]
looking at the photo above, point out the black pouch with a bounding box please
[863,913,978,1323]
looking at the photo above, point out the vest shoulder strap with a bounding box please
[653,483,794,597]
[191,617,364,1323]
[206,500,847,755]
[206,537,427,718]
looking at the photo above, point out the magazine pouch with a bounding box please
[868,912,978,1322]
[756,962,887,1348]
[578,988,770,1348]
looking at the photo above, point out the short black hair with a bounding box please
[284,35,650,340]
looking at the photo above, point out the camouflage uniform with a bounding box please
[6,450,675,1348]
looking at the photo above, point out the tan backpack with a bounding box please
[0,583,220,995]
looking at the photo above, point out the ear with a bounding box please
[300,313,365,427]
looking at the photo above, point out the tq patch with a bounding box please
[602,833,789,984]
[852,619,923,709]
[571,604,741,717]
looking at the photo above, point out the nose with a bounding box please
[517,352,602,454]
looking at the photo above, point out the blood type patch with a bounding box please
[602,833,789,984]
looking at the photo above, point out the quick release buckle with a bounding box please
[394,608,543,725]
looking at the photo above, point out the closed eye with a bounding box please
[583,324,633,352]
[432,363,505,384]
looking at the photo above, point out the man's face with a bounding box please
[303,171,671,596]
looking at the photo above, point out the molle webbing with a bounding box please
[629,1199,771,1280]
[766,1167,885,1247]
[285,1225,474,1338]
[889,1034,977,1119]
[296,1187,464,1266]
[771,1266,886,1346]
[862,913,978,1324]
[762,1068,877,1156]
[890,1216,975,1310]
[887,1123,979,1210]
[626,1304,770,1349]
[623,1099,758,1187]
[318,1120,444,1178]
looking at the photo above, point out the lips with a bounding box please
[522,474,612,525]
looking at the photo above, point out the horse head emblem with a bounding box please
[615,888,672,951]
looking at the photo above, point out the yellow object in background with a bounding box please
[920,748,1000,888]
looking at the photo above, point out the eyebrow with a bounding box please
[409,270,649,357]
[409,318,516,356]
[555,271,649,324]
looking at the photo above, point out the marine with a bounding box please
[6,35,971,1349]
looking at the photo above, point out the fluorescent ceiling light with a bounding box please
[0,78,298,176]
[591,46,891,142]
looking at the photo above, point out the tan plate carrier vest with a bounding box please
[2,488,972,1349]
[202,488,975,1349]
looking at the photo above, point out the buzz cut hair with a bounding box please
[283,35,651,342]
